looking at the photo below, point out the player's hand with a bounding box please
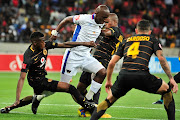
[170,78,178,94]
[86,41,97,47]
[105,80,113,93]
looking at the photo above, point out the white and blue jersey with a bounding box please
[70,14,104,55]
[61,14,104,82]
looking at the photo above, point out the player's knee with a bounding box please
[97,68,106,78]
[158,81,169,93]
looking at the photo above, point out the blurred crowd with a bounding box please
[0,0,180,47]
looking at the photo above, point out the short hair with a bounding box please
[137,19,150,31]
[30,32,44,41]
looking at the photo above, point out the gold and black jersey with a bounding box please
[116,34,162,71]
[21,41,58,77]
[93,27,124,62]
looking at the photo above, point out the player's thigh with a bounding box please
[82,56,104,74]
[79,71,92,86]
[60,73,73,83]
[41,78,59,92]
[111,74,132,99]
[61,51,82,76]
[135,74,163,94]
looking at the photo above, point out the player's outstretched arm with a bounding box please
[14,72,27,106]
[101,28,113,36]
[156,50,178,93]
[106,55,121,93]
[56,41,96,48]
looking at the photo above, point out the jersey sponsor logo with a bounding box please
[127,36,150,42]
[74,15,80,21]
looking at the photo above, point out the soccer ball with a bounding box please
[77,106,91,117]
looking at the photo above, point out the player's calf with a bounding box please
[1,95,32,113]
[90,98,112,120]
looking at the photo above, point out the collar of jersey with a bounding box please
[30,45,35,52]
[92,14,95,19]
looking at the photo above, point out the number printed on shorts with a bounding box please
[127,42,140,59]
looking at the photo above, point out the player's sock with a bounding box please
[163,89,175,120]
[68,85,87,107]
[12,96,33,109]
[86,80,102,100]
[81,89,87,97]
[2,95,33,112]
[90,99,112,120]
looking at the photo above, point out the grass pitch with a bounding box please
[0,72,180,120]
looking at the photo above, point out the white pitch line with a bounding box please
[10,111,162,120]
[1,102,180,112]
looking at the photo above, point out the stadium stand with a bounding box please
[0,0,180,47]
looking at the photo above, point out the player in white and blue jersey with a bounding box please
[51,5,110,102]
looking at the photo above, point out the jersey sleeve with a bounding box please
[21,54,31,73]
[73,14,86,25]
[115,39,126,57]
[45,41,58,49]
[109,27,124,43]
[152,36,162,54]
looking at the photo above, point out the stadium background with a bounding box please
[0,0,180,120]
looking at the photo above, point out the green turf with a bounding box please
[0,72,179,120]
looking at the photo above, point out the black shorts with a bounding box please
[174,72,180,83]
[111,70,162,99]
[27,76,58,95]
[79,58,108,86]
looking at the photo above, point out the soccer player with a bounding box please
[77,13,124,117]
[51,5,110,102]
[153,50,180,104]
[0,31,96,114]
[90,19,178,120]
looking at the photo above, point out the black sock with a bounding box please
[68,85,85,107]
[10,96,33,110]
[163,86,175,120]
[90,99,112,120]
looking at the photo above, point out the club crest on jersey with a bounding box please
[74,15,80,20]
[43,49,47,55]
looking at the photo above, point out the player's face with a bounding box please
[34,37,45,50]
[96,11,109,24]
[105,18,113,28]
